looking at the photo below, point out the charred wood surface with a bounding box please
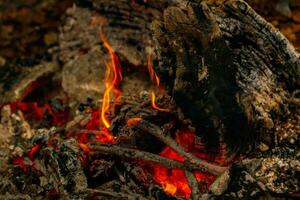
[151,0,300,152]
[58,0,166,102]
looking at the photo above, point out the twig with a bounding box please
[131,119,228,175]
[185,171,201,200]
[90,144,204,172]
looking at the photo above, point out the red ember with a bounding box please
[12,157,29,173]
[9,100,69,126]
[147,129,224,199]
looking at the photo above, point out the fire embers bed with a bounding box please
[0,4,299,200]
[0,35,229,198]
[0,60,299,200]
[0,86,298,200]
[0,89,221,200]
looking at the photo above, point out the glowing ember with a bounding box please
[81,109,115,144]
[12,157,29,173]
[148,129,222,199]
[85,109,101,130]
[98,18,122,129]
[79,143,91,153]
[163,182,177,196]
[28,144,42,160]
[12,143,44,173]
[95,127,115,144]
[127,117,143,127]
[9,100,69,127]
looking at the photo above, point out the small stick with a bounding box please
[90,144,203,172]
[185,171,201,200]
[131,119,228,175]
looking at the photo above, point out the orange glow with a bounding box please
[98,19,122,129]
[79,143,91,153]
[148,129,223,199]
[95,127,115,144]
[127,117,143,127]
[163,182,177,196]
[151,146,192,198]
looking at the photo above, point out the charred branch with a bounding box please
[90,144,204,172]
[131,119,228,175]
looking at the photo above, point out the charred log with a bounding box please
[151,0,300,153]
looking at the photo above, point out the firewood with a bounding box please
[151,0,300,152]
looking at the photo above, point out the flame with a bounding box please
[98,19,122,129]
[150,92,169,112]
[75,18,121,146]
[147,54,169,112]
[147,54,160,86]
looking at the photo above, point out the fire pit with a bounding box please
[0,0,299,199]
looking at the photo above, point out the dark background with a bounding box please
[0,0,299,61]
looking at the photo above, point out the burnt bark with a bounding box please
[58,0,171,102]
[151,0,300,153]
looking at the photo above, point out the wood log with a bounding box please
[151,0,300,153]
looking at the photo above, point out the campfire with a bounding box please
[0,0,299,199]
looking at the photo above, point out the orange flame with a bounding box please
[147,54,169,112]
[147,54,160,86]
[150,92,169,112]
[98,19,122,129]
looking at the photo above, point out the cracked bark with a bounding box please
[151,0,300,153]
